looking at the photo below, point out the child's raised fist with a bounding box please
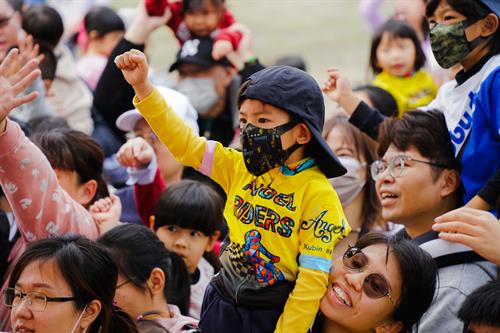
[114,49,149,88]
[322,68,360,116]
[116,137,155,169]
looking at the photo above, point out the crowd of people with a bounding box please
[0,0,499,332]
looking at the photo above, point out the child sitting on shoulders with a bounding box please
[115,49,350,333]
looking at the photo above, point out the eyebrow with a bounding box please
[15,282,55,290]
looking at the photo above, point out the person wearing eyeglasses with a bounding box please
[310,232,437,333]
[369,109,497,332]
[3,234,139,333]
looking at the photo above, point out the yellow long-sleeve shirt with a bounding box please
[134,89,350,333]
[373,69,437,117]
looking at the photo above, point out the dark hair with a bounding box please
[458,279,500,331]
[30,128,109,206]
[84,6,125,37]
[37,41,57,81]
[154,180,224,236]
[181,0,225,15]
[275,55,307,72]
[8,235,138,333]
[21,4,64,49]
[426,0,500,55]
[323,116,383,234]
[154,180,224,272]
[28,115,69,133]
[355,233,437,333]
[6,0,23,12]
[353,85,398,117]
[370,19,426,75]
[378,109,459,180]
[97,224,191,315]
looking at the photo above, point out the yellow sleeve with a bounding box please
[274,268,329,333]
[274,184,350,333]
[133,88,206,169]
[133,88,239,193]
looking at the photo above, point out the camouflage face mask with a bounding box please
[430,19,487,69]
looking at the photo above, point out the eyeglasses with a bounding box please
[343,247,396,308]
[116,279,131,289]
[370,155,449,181]
[3,287,76,312]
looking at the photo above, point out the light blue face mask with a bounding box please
[175,77,219,115]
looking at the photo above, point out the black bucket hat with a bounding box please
[238,65,347,178]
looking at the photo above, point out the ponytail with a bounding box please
[164,251,191,315]
[105,307,139,333]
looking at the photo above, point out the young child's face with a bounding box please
[156,225,217,274]
[90,30,124,57]
[184,1,223,37]
[240,98,303,147]
[376,32,416,77]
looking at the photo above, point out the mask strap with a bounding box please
[462,17,492,49]
[70,305,87,333]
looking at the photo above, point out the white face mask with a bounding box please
[69,305,88,333]
[175,77,220,115]
[329,157,366,206]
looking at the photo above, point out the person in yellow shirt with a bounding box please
[114,49,350,333]
[370,20,438,116]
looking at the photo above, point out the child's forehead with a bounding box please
[239,98,290,116]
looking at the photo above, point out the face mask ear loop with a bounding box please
[70,305,88,333]
[462,17,492,49]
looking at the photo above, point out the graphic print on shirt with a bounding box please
[243,229,284,285]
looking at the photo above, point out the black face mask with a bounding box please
[240,121,303,176]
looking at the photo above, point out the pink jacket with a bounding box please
[0,119,99,330]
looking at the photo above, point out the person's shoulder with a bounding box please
[437,261,497,292]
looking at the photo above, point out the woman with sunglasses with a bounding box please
[311,233,437,333]
[4,234,138,333]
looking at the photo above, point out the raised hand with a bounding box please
[116,137,155,169]
[114,49,153,99]
[212,40,234,61]
[125,0,172,45]
[89,194,122,234]
[0,48,41,127]
[322,68,360,115]
[433,207,500,265]
[6,35,43,77]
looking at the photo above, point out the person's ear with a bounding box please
[146,267,165,297]
[480,13,499,37]
[375,320,403,333]
[80,300,102,330]
[205,231,221,252]
[88,30,100,41]
[222,66,236,86]
[439,169,460,198]
[78,179,98,206]
[295,123,312,145]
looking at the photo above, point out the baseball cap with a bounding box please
[116,86,199,134]
[238,66,347,178]
[169,37,231,72]
[481,0,500,17]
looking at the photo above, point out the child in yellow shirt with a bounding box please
[115,50,350,333]
[370,19,438,116]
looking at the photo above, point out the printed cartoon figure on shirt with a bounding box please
[243,229,284,285]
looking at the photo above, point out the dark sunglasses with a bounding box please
[343,246,396,307]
